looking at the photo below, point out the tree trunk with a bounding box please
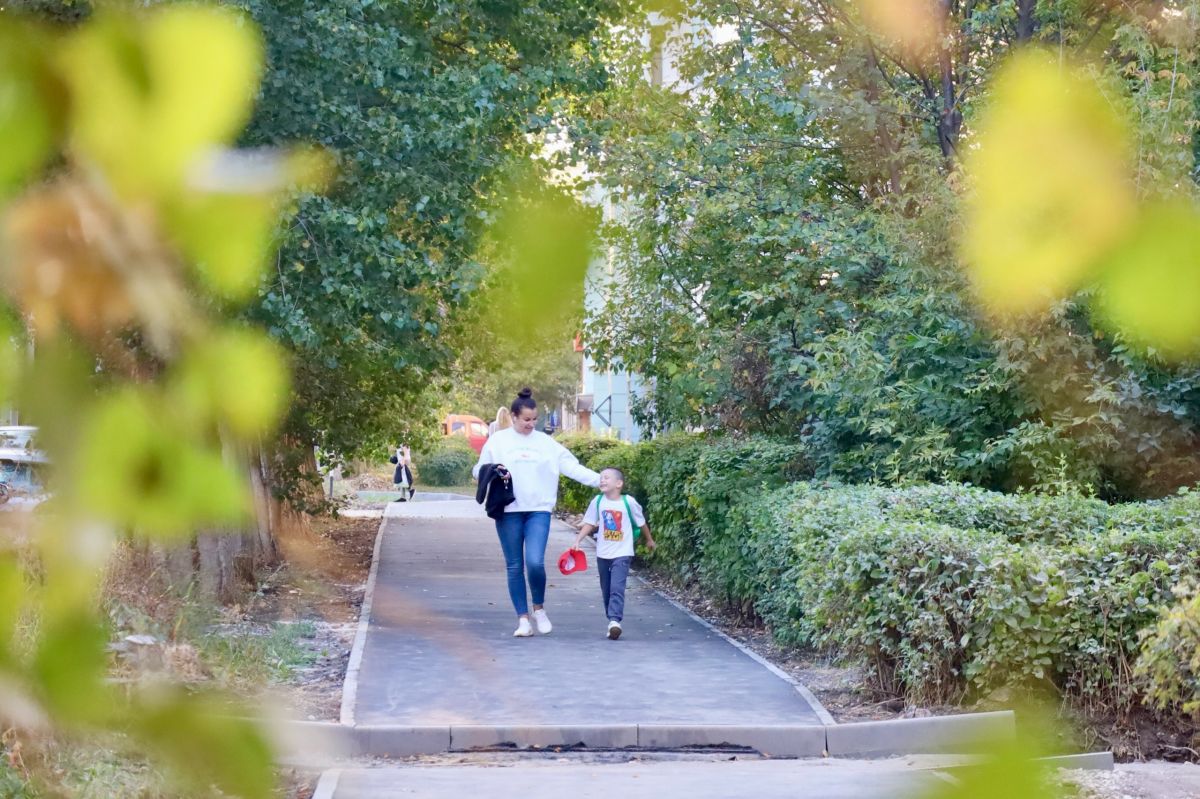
[160,541,196,594]
[197,529,254,605]
[936,0,962,158]
[1016,0,1037,43]
[249,453,279,566]
[863,44,905,197]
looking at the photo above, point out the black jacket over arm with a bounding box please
[475,464,515,520]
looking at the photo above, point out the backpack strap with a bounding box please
[623,494,641,540]
[593,495,641,541]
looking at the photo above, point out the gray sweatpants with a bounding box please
[597,556,633,622]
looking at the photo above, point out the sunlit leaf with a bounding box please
[59,7,263,196]
[75,389,251,537]
[919,736,1060,799]
[0,555,23,665]
[1095,202,1200,360]
[961,49,1135,317]
[172,328,290,438]
[168,191,277,299]
[0,24,54,198]
[134,689,275,798]
[487,177,596,343]
[858,0,943,68]
[32,613,112,725]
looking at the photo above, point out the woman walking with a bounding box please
[389,444,414,501]
[473,388,599,637]
[488,406,512,436]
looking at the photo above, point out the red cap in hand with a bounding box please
[558,548,587,575]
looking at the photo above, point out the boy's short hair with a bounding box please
[601,466,626,483]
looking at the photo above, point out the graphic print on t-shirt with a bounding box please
[601,509,624,541]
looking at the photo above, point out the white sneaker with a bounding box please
[532,609,553,635]
[607,620,622,640]
[513,617,533,637]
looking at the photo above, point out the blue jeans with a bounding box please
[598,556,633,622]
[494,511,552,615]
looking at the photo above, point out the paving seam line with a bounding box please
[310,768,341,799]
[339,514,388,726]
[629,572,839,728]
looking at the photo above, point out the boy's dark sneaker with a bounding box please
[607,620,622,640]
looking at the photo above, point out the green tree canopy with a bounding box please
[235,0,625,464]
[575,1,1200,498]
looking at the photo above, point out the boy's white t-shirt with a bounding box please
[583,494,646,559]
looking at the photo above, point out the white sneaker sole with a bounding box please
[607,625,622,640]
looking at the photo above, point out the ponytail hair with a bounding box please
[510,387,537,416]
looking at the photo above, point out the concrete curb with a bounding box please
[339,515,388,725]
[310,769,341,799]
[451,725,639,751]
[825,711,1015,757]
[277,713,1025,761]
[638,724,826,757]
[1038,751,1115,771]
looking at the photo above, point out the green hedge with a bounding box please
[557,432,1200,712]
[727,482,1200,708]
[418,437,477,486]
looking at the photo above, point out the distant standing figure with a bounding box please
[489,407,512,436]
[389,444,414,502]
[472,388,600,637]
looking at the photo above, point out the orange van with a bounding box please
[441,414,489,454]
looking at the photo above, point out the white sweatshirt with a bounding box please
[472,428,600,512]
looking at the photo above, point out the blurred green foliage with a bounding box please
[0,4,320,795]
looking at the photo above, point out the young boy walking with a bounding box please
[572,467,656,639]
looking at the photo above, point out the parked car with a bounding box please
[0,426,47,506]
[0,425,38,451]
[441,414,489,454]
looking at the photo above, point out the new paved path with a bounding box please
[348,500,825,727]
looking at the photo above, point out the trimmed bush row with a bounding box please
[418,436,477,486]
[555,433,1200,711]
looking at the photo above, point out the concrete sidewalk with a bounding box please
[319,756,952,798]
[346,500,827,729]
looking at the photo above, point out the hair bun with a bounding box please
[517,387,534,399]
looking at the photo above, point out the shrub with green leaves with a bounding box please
[1136,583,1200,718]
[418,437,478,486]
[659,477,1200,710]
[555,432,628,512]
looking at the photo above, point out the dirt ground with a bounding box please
[259,514,379,720]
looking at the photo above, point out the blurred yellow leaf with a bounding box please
[168,191,277,299]
[858,0,943,68]
[919,737,1060,799]
[76,389,251,537]
[134,689,275,799]
[1096,202,1200,360]
[59,7,263,197]
[487,178,595,342]
[0,554,23,665]
[0,24,54,197]
[962,49,1135,318]
[172,329,290,438]
[32,613,113,725]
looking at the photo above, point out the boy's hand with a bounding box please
[644,538,657,552]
